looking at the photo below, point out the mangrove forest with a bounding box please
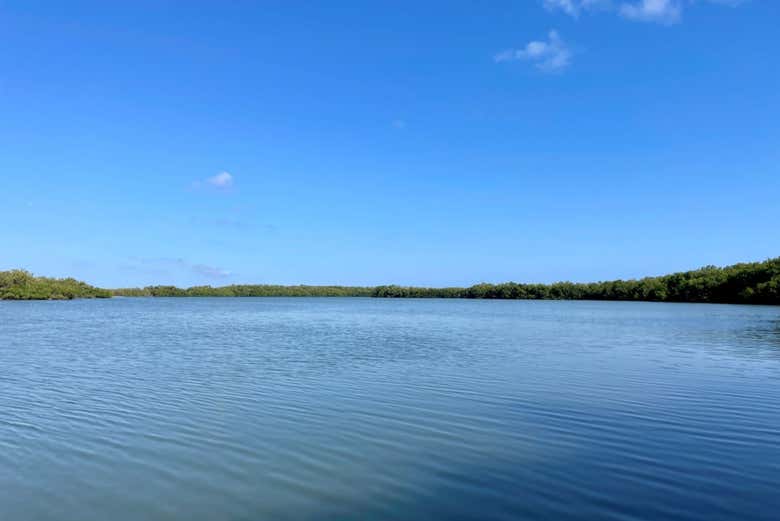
[0,270,111,300]
[2,257,779,304]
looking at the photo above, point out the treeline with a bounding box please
[374,258,780,304]
[4,257,779,304]
[109,257,780,305]
[0,270,111,300]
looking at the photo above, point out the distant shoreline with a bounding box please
[2,257,778,305]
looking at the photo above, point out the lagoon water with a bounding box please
[1,298,779,521]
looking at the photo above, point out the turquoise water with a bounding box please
[1,298,779,520]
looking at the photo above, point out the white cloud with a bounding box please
[495,30,572,72]
[207,171,233,188]
[619,0,682,23]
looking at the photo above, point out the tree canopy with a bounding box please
[111,257,779,305]
[0,270,110,300]
[4,257,779,304]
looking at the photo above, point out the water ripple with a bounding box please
[1,298,779,521]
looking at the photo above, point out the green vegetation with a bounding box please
[4,258,779,304]
[375,257,780,304]
[111,257,779,305]
[0,270,110,300]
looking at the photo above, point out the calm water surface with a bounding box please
[1,298,779,520]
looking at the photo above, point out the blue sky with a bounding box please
[1,0,778,287]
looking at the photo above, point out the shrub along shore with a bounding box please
[2,257,779,304]
[0,270,111,300]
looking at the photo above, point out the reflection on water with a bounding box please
[1,298,779,521]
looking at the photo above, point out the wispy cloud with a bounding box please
[213,217,248,229]
[191,263,232,279]
[544,0,578,16]
[619,0,682,24]
[495,30,572,72]
[206,171,233,188]
[544,0,612,17]
[543,0,742,24]
[705,0,745,5]
[123,257,233,280]
[191,171,235,192]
